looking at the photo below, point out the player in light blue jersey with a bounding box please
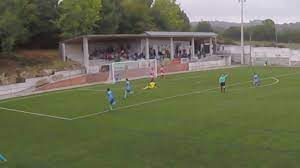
[0,154,7,162]
[253,73,261,87]
[219,74,229,93]
[106,88,116,110]
[123,78,133,99]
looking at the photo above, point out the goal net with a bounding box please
[111,59,157,83]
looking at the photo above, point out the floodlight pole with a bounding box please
[240,0,245,64]
[275,26,278,48]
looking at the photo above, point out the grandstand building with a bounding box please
[60,31,218,73]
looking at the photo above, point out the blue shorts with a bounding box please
[109,99,116,105]
[126,88,132,93]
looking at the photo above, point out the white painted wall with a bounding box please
[223,45,300,66]
[65,43,83,64]
[223,45,251,55]
[189,57,229,71]
[289,50,300,61]
[252,47,291,58]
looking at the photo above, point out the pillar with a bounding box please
[170,37,174,60]
[83,37,90,73]
[214,37,217,54]
[191,37,195,58]
[61,43,66,61]
[209,38,213,56]
[146,38,150,59]
[140,39,144,54]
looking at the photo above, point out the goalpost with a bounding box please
[111,59,158,83]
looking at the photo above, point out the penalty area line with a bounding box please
[71,88,216,120]
[0,107,72,121]
[251,77,280,88]
[71,76,282,121]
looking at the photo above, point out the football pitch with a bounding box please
[1,67,300,168]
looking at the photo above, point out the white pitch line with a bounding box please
[2,70,298,103]
[71,88,217,120]
[77,88,107,92]
[226,77,280,93]
[252,77,280,88]
[0,71,297,121]
[71,76,282,120]
[0,107,72,121]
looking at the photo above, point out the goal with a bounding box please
[111,59,158,83]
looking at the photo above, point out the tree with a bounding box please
[278,30,300,43]
[251,19,276,41]
[222,19,276,42]
[262,19,276,41]
[56,0,102,38]
[95,0,121,34]
[194,21,213,32]
[22,0,60,49]
[179,10,191,31]
[118,0,155,33]
[0,0,37,52]
[223,27,241,40]
[152,0,190,31]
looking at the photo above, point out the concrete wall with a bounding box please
[65,43,83,64]
[36,72,109,92]
[0,70,83,96]
[37,63,189,92]
[0,77,43,96]
[189,57,229,71]
[223,45,251,55]
[223,45,300,65]
[290,50,300,61]
[224,45,300,59]
[252,47,291,58]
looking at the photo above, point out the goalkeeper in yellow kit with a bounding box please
[143,79,158,90]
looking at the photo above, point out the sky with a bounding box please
[176,0,300,24]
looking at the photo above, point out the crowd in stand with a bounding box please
[89,44,211,62]
[90,47,146,62]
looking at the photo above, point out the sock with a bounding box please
[124,91,127,99]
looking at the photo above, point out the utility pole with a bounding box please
[250,32,252,66]
[239,0,246,64]
[275,26,278,48]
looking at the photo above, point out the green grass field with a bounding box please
[1,67,300,168]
